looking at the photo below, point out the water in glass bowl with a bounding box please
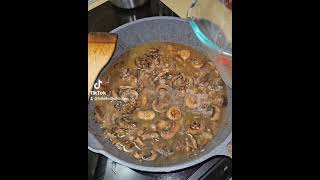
[186,0,232,87]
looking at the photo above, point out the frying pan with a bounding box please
[88,16,232,172]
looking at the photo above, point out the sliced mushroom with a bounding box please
[179,50,190,60]
[141,132,160,141]
[155,144,175,157]
[153,68,169,82]
[119,67,130,80]
[114,100,137,114]
[175,139,187,152]
[197,73,210,86]
[137,110,155,121]
[133,150,143,159]
[212,95,225,106]
[137,89,150,108]
[105,132,117,142]
[185,95,200,109]
[158,121,181,140]
[195,132,213,147]
[121,114,133,121]
[137,94,148,108]
[116,118,137,130]
[134,137,145,150]
[155,84,171,96]
[186,133,198,149]
[123,142,136,153]
[176,86,187,97]
[118,88,139,102]
[166,106,182,121]
[138,74,155,89]
[137,129,144,136]
[114,141,136,152]
[208,121,219,135]
[135,56,152,69]
[128,136,135,141]
[115,128,127,138]
[119,67,129,78]
[175,56,184,63]
[185,145,191,152]
[172,73,187,88]
[198,101,212,115]
[147,48,159,53]
[119,75,138,89]
[157,119,168,130]
[158,79,166,85]
[142,150,158,161]
[115,142,124,150]
[152,96,171,113]
[191,58,205,68]
[211,105,221,122]
[202,132,213,139]
[185,76,195,88]
[186,118,206,135]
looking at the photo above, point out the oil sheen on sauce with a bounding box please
[94,42,227,164]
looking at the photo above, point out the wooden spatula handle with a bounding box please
[88,32,117,100]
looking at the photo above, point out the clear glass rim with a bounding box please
[189,18,232,57]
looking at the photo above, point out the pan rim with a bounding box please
[88,16,232,172]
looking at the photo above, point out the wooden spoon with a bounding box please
[88,32,117,100]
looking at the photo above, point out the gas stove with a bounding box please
[88,1,232,179]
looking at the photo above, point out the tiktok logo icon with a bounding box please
[94,79,103,90]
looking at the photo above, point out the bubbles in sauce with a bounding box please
[95,42,227,164]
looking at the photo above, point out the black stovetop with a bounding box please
[88,150,232,180]
[88,1,232,179]
[88,0,177,32]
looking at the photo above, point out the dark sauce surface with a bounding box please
[95,42,226,164]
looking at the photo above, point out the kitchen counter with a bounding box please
[88,0,109,11]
